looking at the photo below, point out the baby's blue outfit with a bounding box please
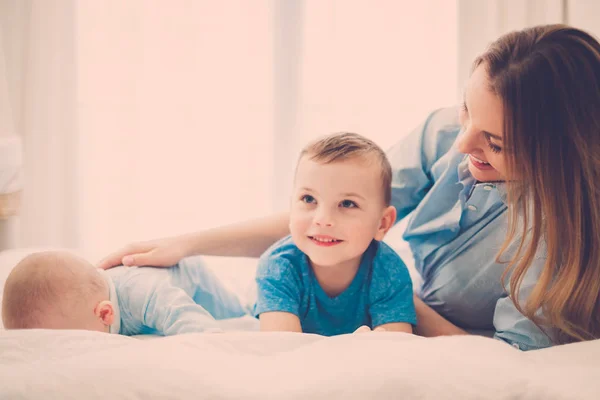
[390,107,553,350]
[102,257,248,336]
[253,236,416,336]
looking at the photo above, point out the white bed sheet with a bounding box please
[1,328,599,399]
[1,246,599,399]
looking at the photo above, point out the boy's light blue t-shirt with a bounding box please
[253,236,417,336]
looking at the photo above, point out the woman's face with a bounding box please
[456,64,507,182]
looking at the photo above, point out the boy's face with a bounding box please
[289,156,393,268]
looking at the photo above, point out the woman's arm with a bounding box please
[413,295,469,337]
[181,211,290,258]
[98,211,290,269]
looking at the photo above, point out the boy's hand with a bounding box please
[353,326,387,334]
[353,325,372,333]
[96,237,188,270]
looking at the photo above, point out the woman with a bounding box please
[98,24,600,350]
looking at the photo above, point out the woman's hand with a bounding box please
[97,211,291,270]
[96,236,189,270]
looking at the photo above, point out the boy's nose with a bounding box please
[314,208,334,227]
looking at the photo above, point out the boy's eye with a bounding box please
[340,200,357,208]
[301,195,316,204]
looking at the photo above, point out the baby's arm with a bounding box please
[254,257,303,333]
[144,283,222,335]
[119,268,221,335]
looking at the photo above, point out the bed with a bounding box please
[1,246,599,399]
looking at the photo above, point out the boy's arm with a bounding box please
[254,257,304,333]
[374,322,413,333]
[259,311,302,332]
[369,245,417,331]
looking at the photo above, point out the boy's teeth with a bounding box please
[312,237,337,242]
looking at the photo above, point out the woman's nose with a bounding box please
[456,125,481,155]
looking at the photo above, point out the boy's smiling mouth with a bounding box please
[308,235,343,247]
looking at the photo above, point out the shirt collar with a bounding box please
[458,154,508,205]
[96,268,121,334]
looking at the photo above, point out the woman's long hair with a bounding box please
[475,25,600,344]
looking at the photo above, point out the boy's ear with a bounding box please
[374,205,397,241]
[94,301,115,326]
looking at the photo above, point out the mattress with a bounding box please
[1,247,599,399]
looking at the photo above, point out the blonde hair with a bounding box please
[476,25,600,344]
[1,251,106,329]
[299,132,392,205]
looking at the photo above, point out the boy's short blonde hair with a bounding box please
[299,132,392,205]
[1,251,106,329]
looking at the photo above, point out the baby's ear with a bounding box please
[374,205,397,241]
[94,301,115,326]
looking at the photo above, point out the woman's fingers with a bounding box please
[97,243,153,269]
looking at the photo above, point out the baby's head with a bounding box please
[2,251,115,332]
[290,132,396,268]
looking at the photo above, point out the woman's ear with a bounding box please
[374,205,397,241]
[94,301,115,326]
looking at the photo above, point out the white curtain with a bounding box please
[457,0,567,89]
[567,0,600,38]
[2,0,460,260]
[273,1,459,210]
[75,1,277,260]
[0,0,79,251]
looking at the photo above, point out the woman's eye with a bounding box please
[484,133,502,154]
[301,195,316,204]
[458,103,468,127]
[340,200,357,208]
[488,142,502,153]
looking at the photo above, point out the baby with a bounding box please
[1,251,247,335]
[253,132,416,335]
[3,132,416,337]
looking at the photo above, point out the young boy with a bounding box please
[1,251,248,335]
[254,132,416,335]
[3,132,415,337]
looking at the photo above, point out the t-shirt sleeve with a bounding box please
[368,244,417,327]
[253,256,303,318]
